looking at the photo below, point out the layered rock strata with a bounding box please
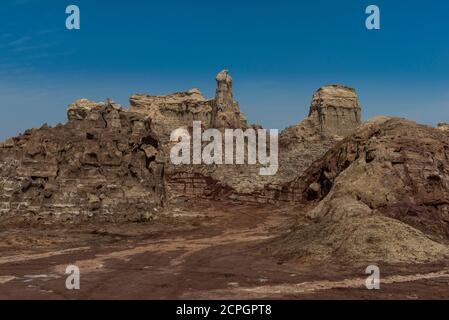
[0,71,365,217]
[308,85,361,137]
[0,100,165,222]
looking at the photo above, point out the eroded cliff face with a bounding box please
[0,100,165,223]
[163,78,364,203]
[308,85,361,137]
[0,70,364,219]
[128,70,247,144]
[2,71,449,266]
[292,117,449,238]
[129,89,212,143]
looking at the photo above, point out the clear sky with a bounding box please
[1,0,448,140]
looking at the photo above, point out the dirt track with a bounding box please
[0,201,448,299]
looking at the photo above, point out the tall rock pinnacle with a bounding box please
[214,69,234,110]
[212,70,246,129]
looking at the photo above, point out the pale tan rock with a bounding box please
[308,85,361,137]
[129,70,247,143]
[67,99,106,120]
[212,70,247,129]
[214,69,233,109]
[142,145,157,159]
[437,122,449,132]
[0,138,15,148]
[273,215,449,264]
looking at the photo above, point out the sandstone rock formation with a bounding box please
[0,72,365,217]
[129,89,212,143]
[212,70,247,129]
[214,70,234,109]
[0,99,165,223]
[129,70,247,143]
[269,85,363,185]
[164,82,363,203]
[1,70,449,265]
[0,70,255,221]
[308,85,361,137]
[437,122,449,132]
[216,84,363,202]
[270,117,449,263]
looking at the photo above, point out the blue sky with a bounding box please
[1,0,448,140]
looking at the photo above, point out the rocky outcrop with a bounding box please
[216,85,362,203]
[2,70,448,266]
[270,117,449,263]
[0,70,258,221]
[0,71,413,222]
[269,85,362,187]
[212,70,247,129]
[437,122,449,133]
[164,83,362,204]
[0,100,165,223]
[308,85,361,137]
[214,70,234,109]
[0,72,367,220]
[129,70,247,143]
[129,89,212,143]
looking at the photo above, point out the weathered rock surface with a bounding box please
[129,70,247,144]
[212,70,247,129]
[129,89,212,143]
[0,70,256,221]
[0,100,165,222]
[164,82,361,203]
[0,70,449,263]
[270,117,449,263]
[437,122,449,133]
[0,73,364,213]
[1,70,449,265]
[308,85,361,137]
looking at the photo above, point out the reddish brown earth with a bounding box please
[0,201,448,300]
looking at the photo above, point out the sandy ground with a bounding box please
[0,201,448,300]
